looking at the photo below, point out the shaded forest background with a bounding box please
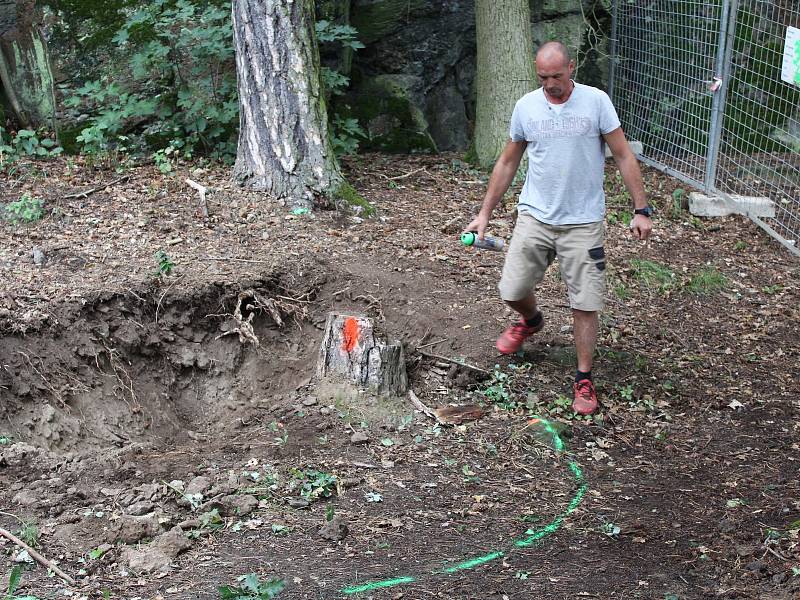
[1,0,612,168]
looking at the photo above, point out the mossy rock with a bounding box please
[334,181,375,217]
[342,74,437,153]
[349,0,426,45]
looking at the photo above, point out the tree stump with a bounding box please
[316,313,407,396]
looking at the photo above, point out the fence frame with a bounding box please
[610,0,800,257]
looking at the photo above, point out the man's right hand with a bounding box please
[465,213,490,240]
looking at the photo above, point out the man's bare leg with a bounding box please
[506,294,539,320]
[572,309,598,372]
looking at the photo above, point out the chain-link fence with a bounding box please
[610,0,800,256]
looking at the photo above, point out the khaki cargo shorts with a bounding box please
[498,213,607,311]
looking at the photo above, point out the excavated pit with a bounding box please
[0,270,329,456]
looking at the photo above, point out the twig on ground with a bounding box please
[0,526,76,585]
[408,389,437,420]
[64,175,130,199]
[185,178,209,218]
[418,350,489,374]
[204,256,274,264]
[380,167,427,181]
[417,338,448,350]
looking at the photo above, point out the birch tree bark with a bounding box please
[232,0,344,209]
[0,0,57,129]
[474,0,535,168]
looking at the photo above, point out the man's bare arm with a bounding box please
[466,140,527,238]
[603,127,652,240]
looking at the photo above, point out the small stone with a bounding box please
[127,501,155,516]
[319,516,349,541]
[223,494,259,517]
[32,246,44,266]
[319,407,331,415]
[746,560,765,572]
[351,432,370,445]
[735,545,754,557]
[340,477,361,489]
[288,497,310,509]
[302,397,318,407]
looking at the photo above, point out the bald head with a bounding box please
[535,42,575,102]
[536,41,571,69]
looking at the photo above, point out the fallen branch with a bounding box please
[417,338,448,350]
[382,166,427,181]
[0,526,76,586]
[64,175,130,199]
[204,256,274,264]
[418,350,489,374]
[408,389,437,420]
[185,178,209,218]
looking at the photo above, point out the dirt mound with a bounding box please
[0,265,327,454]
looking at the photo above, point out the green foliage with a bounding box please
[67,0,237,162]
[686,266,727,295]
[331,116,365,157]
[315,20,366,156]
[219,574,286,600]
[153,250,175,277]
[481,365,512,408]
[725,10,800,153]
[669,188,686,219]
[0,128,62,167]
[315,21,364,51]
[188,508,224,538]
[2,194,45,224]
[4,566,41,600]
[18,521,39,549]
[630,259,675,293]
[289,469,337,502]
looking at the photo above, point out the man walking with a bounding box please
[466,41,653,416]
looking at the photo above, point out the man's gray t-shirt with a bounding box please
[509,82,621,225]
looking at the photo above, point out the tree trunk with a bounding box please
[232,0,343,209]
[474,0,535,168]
[0,0,57,129]
[316,313,408,397]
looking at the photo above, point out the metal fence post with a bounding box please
[704,0,736,193]
[608,0,618,101]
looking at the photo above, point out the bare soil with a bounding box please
[1,154,798,600]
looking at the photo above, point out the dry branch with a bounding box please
[186,178,209,217]
[0,526,76,585]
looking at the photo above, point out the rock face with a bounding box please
[339,0,610,151]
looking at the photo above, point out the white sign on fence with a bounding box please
[782,26,800,86]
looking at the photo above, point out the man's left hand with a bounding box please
[630,214,653,240]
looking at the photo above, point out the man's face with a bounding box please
[535,57,575,100]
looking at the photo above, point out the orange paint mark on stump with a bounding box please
[342,318,360,353]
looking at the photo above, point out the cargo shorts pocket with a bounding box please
[588,246,605,271]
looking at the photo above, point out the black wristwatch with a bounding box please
[634,206,654,218]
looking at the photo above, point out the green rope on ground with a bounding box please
[340,416,586,595]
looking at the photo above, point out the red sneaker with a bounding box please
[573,379,599,415]
[495,318,544,354]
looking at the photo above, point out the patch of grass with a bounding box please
[761,284,783,295]
[630,259,675,293]
[734,240,747,251]
[219,573,285,599]
[18,520,39,548]
[686,266,727,295]
[613,282,631,300]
